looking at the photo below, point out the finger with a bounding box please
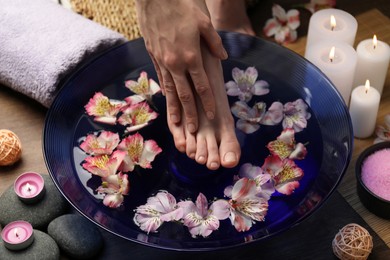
[199,20,228,60]
[150,54,165,96]
[188,66,215,120]
[160,68,182,125]
[170,73,198,134]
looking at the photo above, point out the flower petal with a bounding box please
[102,193,124,208]
[263,18,280,37]
[287,9,300,30]
[210,200,230,220]
[272,4,287,22]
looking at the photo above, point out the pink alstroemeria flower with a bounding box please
[125,71,161,101]
[226,178,268,232]
[374,114,390,144]
[303,0,336,13]
[117,133,162,172]
[85,92,125,125]
[263,4,300,44]
[225,67,269,102]
[231,101,267,134]
[262,155,304,195]
[178,193,230,238]
[82,150,126,178]
[134,191,183,233]
[283,99,311,132]
[118,101,158,133]
[79,131,120,155]
[267,128,307,160]
[97,172,130,208]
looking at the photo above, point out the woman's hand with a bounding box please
[135,0,228,133]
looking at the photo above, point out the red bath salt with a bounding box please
[361,148,390,201]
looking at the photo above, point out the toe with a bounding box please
[186,133,197,159]
[195,136,208,164]
[220,133,241,168]
[206,135,220,170]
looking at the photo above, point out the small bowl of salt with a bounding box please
[356,141,390,219]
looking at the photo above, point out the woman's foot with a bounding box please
[206,0,255,36]
[168,43,241,170]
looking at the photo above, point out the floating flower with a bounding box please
[178,193,230,238]
[226,178,268,232]
[82,150,126,178]
[85,92,125,125]
[262,155,304,195]
[231,101,267,134]
[125,71,161,101]
[374,114,390,144]
[267,128,307,160]
[261,101,284,126]
[97,172,130,208]
[282,99,311,132]
[118,101,158,132]
[225,67,269,102]
[134,191,183,233]
[79,131,120,155]
[117,133,162,172]
[263,4,300,44]
[301,0,336,14]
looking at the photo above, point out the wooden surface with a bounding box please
[0,4,390,258]
[284,8,390,247]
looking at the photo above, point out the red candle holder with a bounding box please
[14,172,46,204]
[1,221,34,251]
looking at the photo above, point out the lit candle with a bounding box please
[14,172,45,204]
[305,40,357,104]
[353,35,390,95]
[305,8,358,55]
[349,80,381,138]
[1,221,34,251]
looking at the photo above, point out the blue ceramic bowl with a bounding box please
[43,32,353,251]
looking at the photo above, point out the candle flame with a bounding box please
[373,35,377,49]
[330,15,336,31]
[365,79,370,93]
[329,46,336,62]
[14,228,19,238]
[25,183,32,192]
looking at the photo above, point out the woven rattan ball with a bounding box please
[0,129,22,166]
[332,223,373,260]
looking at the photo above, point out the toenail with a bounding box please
[198,156,205,162]
[210,162,219,169]
[189,153,195,159]
[224,152,237,163]
[187,123,196,133]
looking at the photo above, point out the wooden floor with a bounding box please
[0,1,390,258]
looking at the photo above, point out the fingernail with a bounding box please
[210,162,219,169]
[221,48,228,60]
[224,152,237,163]
[187,123,196,133]
[171,114,179,123]
[206,111,214,120]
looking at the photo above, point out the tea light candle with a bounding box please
[14,172,46,204]
[349,80,380,138]
[1,221,34,250]
[305,8,358,55]
[305,40,357,104]
[361,148,390,201]
[353,35,390,95]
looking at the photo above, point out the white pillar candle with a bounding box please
[349,80,380,138]
[305,40,357,104]
[353,35,390,95]
[305,8,357,56]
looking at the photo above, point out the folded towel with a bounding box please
[0,0,127,107]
